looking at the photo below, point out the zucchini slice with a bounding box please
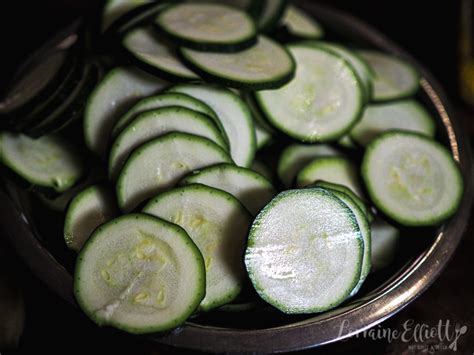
[258,0,288,33]
[362,131,463,226]
[296,156,363,197]
[108,106,228,181]
[122,27,199,81]
[245,188,364,314]
[281,5,324,39]
[0,133,84,193]
[111,92,223,140]
[116,132,232,212]
[350,100,436,146]
[84,67,165,159]
[74,213,205,334]
[278,143,340,188]
[155,3,257,52]
[167,84,256,167]
[101,0,148,32]
[180,163,276,215]
[358,50,420,102]
[143,184,252,311]
[371,219,400,272]
[64,185,118,252]
[256,44,364,143]
[180,36,295,90]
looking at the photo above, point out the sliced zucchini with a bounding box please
[155,3,257,52]
[281,5,324,39]
[116,132,232,212]
[322,188,371,296]
[258,0,288,32]
[180,36,295,90]
[251,160,273,182]
[245,188,363,314]
[101,0,148,32]
[111,92,223,140]
[0,132,83,193]
[74,213,205,334]
[143,184,252,311]
[338,135,357,149]
[296,156,363,197]
[362,131,463,226]
[122,27,199,81]
[255,123,273,150]
[108,106,228,181]
[350,100,436,146]
[180,163,276,215]
[370,219,400,272]
[64,185,118,252]
[167,84,256,167]
[313,42,374,101]
[256,44,364,142]
[278,143,340,188]
[358,50,420,102]
[84,67,166,159]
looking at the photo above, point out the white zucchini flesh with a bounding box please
[282,5,324,39]
[278,143,341,188]
[116,132,232,212]
[122,27,199,80]
[357,50,420,102]
[0,132,83,193]
[296,156,364,198]
[371,219,400,272]
[111,93,222,139]
[350,100,436,146]
[180,163,276,216]
[362,131,463,226]
[84,67,165,159]
[143,184,252,311]
[74,214,205,334]
[245,188,364,313]
[180,36,295,90]
[108,106,227,181]
[167,84,256,167]
[156,3,256,47]
[256,44,364,142]
[64,185,118,252]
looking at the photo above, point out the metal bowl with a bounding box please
[0,1,472,353]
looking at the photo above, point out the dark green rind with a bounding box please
[154,4,258,53]
[258,0,289,33]
[245,187,364,314]
[254,43,365,143]
[143,183,252,311]
[361,130,464,226]
[74,213,206,334]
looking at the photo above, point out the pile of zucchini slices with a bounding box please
[0,0,463,334]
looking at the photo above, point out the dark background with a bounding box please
[0,1,472,354]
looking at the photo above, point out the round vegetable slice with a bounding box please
[281,5,324,39]
[180,163,276,215]
[278,143,341,188]
[64,185,118,252]
[350,100,436,146]
[111,92,224,140]
[180,36,295,90]
[357,50,420,102]
[370,219,400,272]
[109,106,228,181]
[296,156,363,197]
[122,27,199,81]
[116,132,232,212]
[256,44,364,142]
[245,188,363,314]
[361,131,463,226]
[84,67,165,159]
[101,0,148,32]
[258,0,288,32]
[167,84,255,167]
[74,213,205,334]
[0,132,83,193]
[143,184,252,311]
[155,3,257,52]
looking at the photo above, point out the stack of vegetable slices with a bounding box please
[0,0,464,335]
